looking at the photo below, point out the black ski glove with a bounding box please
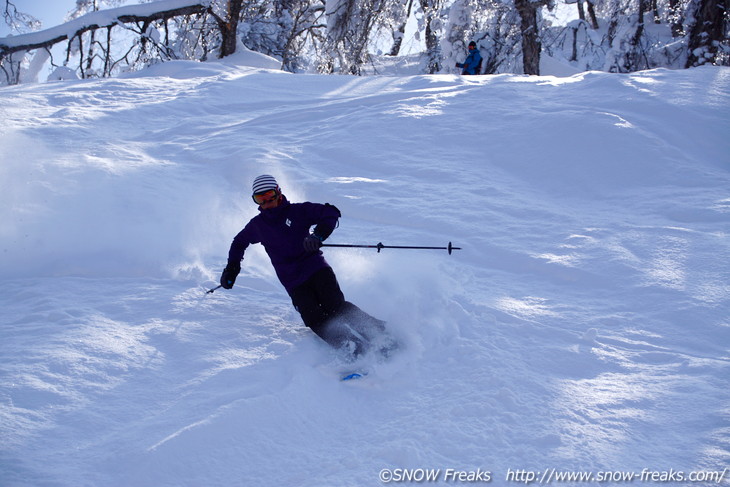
[220,262,241,289]
[303,234,323,252]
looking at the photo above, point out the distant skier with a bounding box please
[219,174,391,358]
[455,41,482,75]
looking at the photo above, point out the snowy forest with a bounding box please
[0,0,728,84]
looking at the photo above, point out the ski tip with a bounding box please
[341,372,367,381]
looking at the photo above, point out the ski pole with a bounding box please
[321,241,461,254]
[207,284,223,294]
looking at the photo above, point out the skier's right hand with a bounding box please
[220,262,241,289]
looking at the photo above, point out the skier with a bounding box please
[455,41,482,75]
[219,174,390,358]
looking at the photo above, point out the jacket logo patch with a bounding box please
[286,218,292,227]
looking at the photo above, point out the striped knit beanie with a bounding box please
[252,174,279,195]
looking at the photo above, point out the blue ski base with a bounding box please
[341,372,368,381]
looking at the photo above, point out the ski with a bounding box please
[341,371,368,381]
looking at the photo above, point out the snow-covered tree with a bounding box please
[2,0,728,85]
[418,0,445,73]
[319,0,394,73]
[383,0,415,56]
[441,0,474,72]
[685,0,730,67]
[442,0,539,75]
[235,0,326,72]
[0,1,213,84]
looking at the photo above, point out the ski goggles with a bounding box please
[252,189,279,205]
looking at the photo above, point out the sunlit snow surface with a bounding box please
[1,62,729,486]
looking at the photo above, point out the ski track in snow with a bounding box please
[1,63,729,486]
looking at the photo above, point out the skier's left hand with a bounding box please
[303,234,323,252]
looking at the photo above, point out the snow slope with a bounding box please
[1,61,729,486]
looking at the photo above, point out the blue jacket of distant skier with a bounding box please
[227,195,341,293]
[458,48,482,75]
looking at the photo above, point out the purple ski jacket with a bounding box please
[227,196,341,293]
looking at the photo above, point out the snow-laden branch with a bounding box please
[0,0,211,57]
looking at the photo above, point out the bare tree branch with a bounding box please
[0,3,210,58]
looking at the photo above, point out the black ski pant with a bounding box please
[288,266,385,355]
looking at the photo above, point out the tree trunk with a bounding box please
[420,0,442,73]
[668,0,684,36]
[651,0,661,23]
[424,19,440,73]
[218,0,243,58]
[85,0,99,73]
[626,0,647,70]
[389,0,414,56]
[570,26,578,61]
[586,0,599,29]
[515,0,541,75]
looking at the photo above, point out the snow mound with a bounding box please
[1,64,729,486]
